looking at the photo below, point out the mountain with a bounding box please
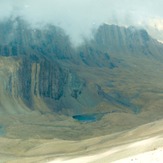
[0,18,163,142]
[0,18,118,115]
[92,24,163,57]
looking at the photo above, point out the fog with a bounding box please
[0,0,163,45]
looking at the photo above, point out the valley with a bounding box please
[0,18,163,162]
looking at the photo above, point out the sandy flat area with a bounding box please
[48,120,163,163]
[114,147,163,163]
[48,137,163,163]
[49,138,163,163]
[1,118,163,163]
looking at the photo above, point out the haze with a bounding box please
[0,0,163,45]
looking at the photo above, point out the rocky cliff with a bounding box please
[1,18,163,117]
[92,24,163,58]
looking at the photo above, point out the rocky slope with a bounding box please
[1,17,163,163]
[92,24,163,57]
[0,17,163,120]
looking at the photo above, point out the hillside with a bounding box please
[0,18,163,150]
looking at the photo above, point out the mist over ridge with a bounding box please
[1,0,163,45]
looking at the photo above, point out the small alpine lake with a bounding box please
[72,113,106,122]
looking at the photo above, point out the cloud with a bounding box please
[0,0,163,45]
[148,18,163,30]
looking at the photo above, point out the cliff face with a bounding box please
[0,18,114,115]
[3,57,87,114]
[0,18,88,114]
[1,18,163,116]
[93,24,163,58]
[0,18,73,60]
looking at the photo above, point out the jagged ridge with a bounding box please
[1,18,163,116]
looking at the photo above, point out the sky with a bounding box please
[0,0,163,45]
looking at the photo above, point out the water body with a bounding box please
[72,113,105,122]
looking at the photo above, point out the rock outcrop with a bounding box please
[1,18,163,116]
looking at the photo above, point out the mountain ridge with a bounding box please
[0,18,163,137]
[0,18,163,113]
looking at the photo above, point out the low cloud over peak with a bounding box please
[1,0,163,45]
